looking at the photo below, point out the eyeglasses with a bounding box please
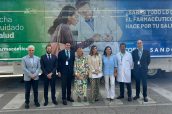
[29,50,34,51]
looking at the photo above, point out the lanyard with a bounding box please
[120,52,125,63]
[138,50,142,60]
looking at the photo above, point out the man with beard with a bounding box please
[40,44,58,106]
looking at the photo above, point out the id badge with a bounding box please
[65,61,69,65]
[137,61,140,65]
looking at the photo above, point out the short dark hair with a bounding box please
[76,47,84,56]
[120,43,126,48]
[46,43,52,49]
[75,0,90,9]
[65,42,71,45]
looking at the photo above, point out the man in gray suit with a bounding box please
[22,45,40,109]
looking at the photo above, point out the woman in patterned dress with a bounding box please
[74,47,89,102]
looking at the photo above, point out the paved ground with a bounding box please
[0,72,172,114]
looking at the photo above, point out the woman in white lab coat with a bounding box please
[116,43,133,101]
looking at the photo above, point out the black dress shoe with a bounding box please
[133,96,140,100]
[144,97,148,102]
[53,100,58,105]
[63,100,67,105]
[77,96,81,102]
[128,97,132,102]
[95,99,99,101]
[67,98,74,102]
[44,102,48,106]
[116,96,124,99]
[110,98,114,102]
[84,97,87,102]
[25,104,29,109]
[106,98,110,101]
[35,102,40,107]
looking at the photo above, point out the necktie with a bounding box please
[138,49,142,59]
[48,54,51,60]
[67,50,70,59]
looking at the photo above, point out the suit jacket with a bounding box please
[132,49,150,71]
[22,55,40,81]
[40,54,58,77]
[58,49,75,75]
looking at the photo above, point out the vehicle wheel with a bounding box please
[147,69,160,78]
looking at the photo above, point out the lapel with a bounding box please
[63,50,67,58]
[135,49,139,59]
[26,55,34,67]
[137,49,144,61]
[44,54,51,63]
[64,50,71,59]
[45,54,49,61]
[141,50,145,60]
[81,17,93,33]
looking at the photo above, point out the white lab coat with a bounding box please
[76,11,122,54]
[116,51,133,83]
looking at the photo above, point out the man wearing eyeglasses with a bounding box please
[132,40,150,102]
[22,45,41,109]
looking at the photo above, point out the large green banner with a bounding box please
[0,0,47,60]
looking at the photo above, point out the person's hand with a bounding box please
[92,34,101,42]
[102,34,113,41]
[49,72,53,76]
[58,72,61,77]
[51,43,58,55]
[31,74,35,79]
[114,72,117,77]
[79,76,84,80]
[75,73,80,79]
[95,69,100,75]
[47,73,52,79]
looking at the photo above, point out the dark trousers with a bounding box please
[61,73,73,100]
[43,76,56,102]
[119,82,132,98]
[25,80,39,104]
[134,68,148,98]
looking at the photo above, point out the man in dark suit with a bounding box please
[132,40,150,102]
[40,44,58,106]
[58,42,75,105]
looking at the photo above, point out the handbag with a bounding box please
[51,24,65,55]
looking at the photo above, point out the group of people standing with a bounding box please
[22,39,150,109]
